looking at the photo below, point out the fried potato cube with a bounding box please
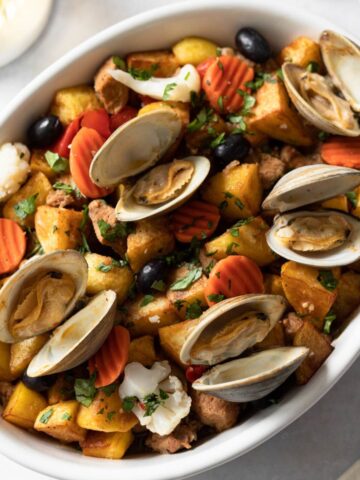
[35,205,83,252]
[126,217,175,272]
[350,186,360,218]
[281,261,339,329]
[293,320,333,384]
[278,36,323,69]
[201,163,262,221]
[249,78,314,146]
[10,334,49,378]
[2,382,47,429]
[81,431,133,459]
[159,318,201,367]
[186,113,227,153]
[138,101,189,127]
[264,274,285,297]
[321,195,349,213]
[166,265,208,320]
[3,172,52,228]
[204,216,274,266]
[128,336,157,366]
[77,389,138,433]
[172,37,218,65]
[0,342,16,382]
[94,57,129,114]
[50,85,102,125]
[30,150,57,180]
[48,374,74,405]
[34,400,86,443]
[253,322,286,351]
[121,294,180,337]
[127,50,180,77]
[332,271,360,322]
[85,253,134,304]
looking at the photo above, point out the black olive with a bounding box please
[136,259,169,294]
[213,134,251,168]
[235,27,272,63]
[27,115,63,148]
[22,371,55,393]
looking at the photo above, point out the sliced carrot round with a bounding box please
[70,127,114,198]
[203,55,254,113]
[171,200,220,243]
[0,218,26,274]
[89,325,130,388]
[321,136,360,169]
[205,255,264,306]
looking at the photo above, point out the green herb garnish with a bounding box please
[128,64,159,81]
[317,270,338,291]
[14,193,38,220]
[122,396,138,412]
[140,294,155,307]
[112,56,126,70]
[318,131,330,141]
[217,95,224,111]
[230,217,254,236]
[187,107,214,133]
[96,258,128,272]
[101,384,117,397]
[163,82,177,100]
[143,389,169,417]
[74,373,97,407]
[170,266,202,291]
[210,132,226,149]
[207,293,225,303]
[97,219,132,242]
[39,408,54,424]
[61,412,72,421]
[185,300,204,319]
[107,411,116,421]
[323,310,337,335]
[346,191,357,208]
[151,279,166,292]
[307,61,319,73]
[45,151,69,173]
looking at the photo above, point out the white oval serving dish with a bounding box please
[0,1,359,479]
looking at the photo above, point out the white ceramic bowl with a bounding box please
[1,1,359,479]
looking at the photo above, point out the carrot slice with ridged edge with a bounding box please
[205,255,264,307]
[171,200,220,243]
[0,218,26,274]
[88,325,130,388]
[70,127,115,198]
[203,55,254,113]
[321,136,360,168]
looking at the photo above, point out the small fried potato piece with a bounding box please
[10,334,49,378]
[50,85,102,125]
[127,50,179,77]
[81,430,133,459]
[264,274,285,297]
[332,271,360,322]
[159,318,201,367]
[278,36,323,69]
[128,336,157,366]
[3,382,47,429]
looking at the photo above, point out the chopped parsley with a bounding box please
[230,217,254,236]
[170,266,202,291]
[216,47,222,56]
[97,219,132,242]
[45,151,69,173]
[203,259,216,277]
[317,270,338,292]
[128,64,159,80]
[207,293,225,303]
[112,55,126,70]
[151,280,166,292]
[187,107,214,133]
[346,191,357,208]
[14,193,38,220]
[184,71,190,81]
[236,90,256,115]
[163,82,177,100]
[307,61,320,73]
[96,258,128,272]
[140,294,155,307]
[39,408,54,424]
[210,132,226,149]
[53,182,81,197]
[245,71,276,91]
[122,396,138,412]
[235,198,244,209]
[323,311,337,335]
[219,200,228,210]
[61,412,72,421]
[101,384,117,397]
[143,389,169,417]
[318,131,330,141]
[217,59,224,72]
[107,411,116,421]
[226,242,239,254]
[185,300,204,319]
[217,95,224,111]
[74,373,97,407]
[190,90,205,109]
[173,299,185,311]
[276,68,284,81]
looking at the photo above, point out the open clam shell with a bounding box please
[90,110,182,187]
[180,294,287,366]
[267,210,360,267]
[262,164,360,212]
[192,347,309,402]
[282,63,360,136]
[115,156,210,222]
[320,30,360,112]
[0,250,88,343]
[27,290,116,377]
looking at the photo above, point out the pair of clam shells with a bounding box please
[0,250,117,377]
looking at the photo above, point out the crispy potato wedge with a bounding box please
[50,85,102,125]
[278,36,323,69]
[81,430,133,459]
[128,336,157,366]
[159,318,201,367]
[2,382,47,429]
[127,50,180,77]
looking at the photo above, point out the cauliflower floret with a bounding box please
[0,142,30,202]
[119,361,191,436]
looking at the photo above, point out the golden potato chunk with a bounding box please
[204,216,274,266]
[128,336,157,366]
[278,36,323,69]
[3,172,52,228]
[81,430,133,459]
[349,186,360,218]
[253,322,286,351]
[85,253,134,304]
[126,217,175,272]
[30,150,57,180]
[0,343,16,382]
[2,382,47,429]
[172,37,218,65]
[249,77,314,146]
[321,195,349,213]
[332,271,360,322]
[35,205,83,252]
[35,400,86,443]
[94,57,129,114]
[121,294,180,337]
[127,50,180,77]
[77,389,137,433]
[48,374,75,405]
[264,274,285,297]
[202,163,262,221]
[159,318,201,367]
[50,85,102,125]
[281,261,339,329]
[293,321,333,384]
[10,334,49,378]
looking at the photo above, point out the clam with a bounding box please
[320,30,360,112]
[282,63,360,136]
[180,294,287,366]
[262,164,360,212]
[115,156,210,222]
[90,110,182,187]
[0,250,87,343]
[27,290,116,377]
[267,210,360,267]
[192,347,309,402]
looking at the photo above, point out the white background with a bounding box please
[0,1,359,479]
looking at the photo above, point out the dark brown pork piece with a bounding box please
[282,312,304,341]
[191,390,240,432]
[145,420,201,454]
[258,153,287,190]
[94,57,129,114]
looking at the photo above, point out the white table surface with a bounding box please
[0,1,359,479]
